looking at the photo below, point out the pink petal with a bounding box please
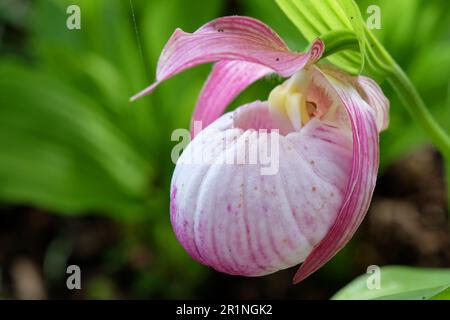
[170,101,353,276]
[131,16,324,101]
[293,66,379,284]
[356,76,390,131]
[191,60,272,136]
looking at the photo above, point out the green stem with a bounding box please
[387,63,450,160]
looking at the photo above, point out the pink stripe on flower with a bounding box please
[293,66,379,283]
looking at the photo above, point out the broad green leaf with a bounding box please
[430,287,450,300]
[332,266,450,300]
[373,286,450,300]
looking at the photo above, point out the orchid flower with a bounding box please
[132,16,389,284]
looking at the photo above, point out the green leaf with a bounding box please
[430,287,450,300]
[374,285,450,300]
[332,266,450,300]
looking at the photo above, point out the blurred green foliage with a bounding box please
[0,0,449,298]
[333,266,450,300]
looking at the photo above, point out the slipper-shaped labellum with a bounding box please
[132,16,389,283]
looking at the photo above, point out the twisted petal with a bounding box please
[131,16,324,101]
[293,66,380,283]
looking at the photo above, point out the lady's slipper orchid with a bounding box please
[132,16,389,283]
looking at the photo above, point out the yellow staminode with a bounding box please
[268,70,311,131]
